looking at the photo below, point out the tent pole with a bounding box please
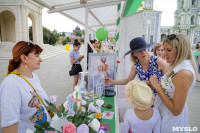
[84,6,89,71]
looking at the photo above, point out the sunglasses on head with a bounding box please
[167,34,179,42]
[22,41,35,52]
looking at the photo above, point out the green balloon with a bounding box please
[96,27,108,41]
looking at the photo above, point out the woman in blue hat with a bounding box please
[105,37,168,97]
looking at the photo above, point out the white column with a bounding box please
[22,5,29,41]
[16,6,22,42]
[83,7,89,71]
[38,9,43,44]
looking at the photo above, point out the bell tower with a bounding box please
[144,0,154,10]
[174,0,200,30]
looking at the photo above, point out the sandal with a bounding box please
[102,103,112,109]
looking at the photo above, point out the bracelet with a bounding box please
[156,84,164,93]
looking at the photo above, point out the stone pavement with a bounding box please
[0,52,200,132]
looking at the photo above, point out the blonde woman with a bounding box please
[148,34,198,133]
[98,56,109,78]
[105,37,168,96]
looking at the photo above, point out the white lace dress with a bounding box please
[154,60,196,133]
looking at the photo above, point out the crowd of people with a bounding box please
[0,33,199,133]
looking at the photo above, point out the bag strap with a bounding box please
[8,72,51,114]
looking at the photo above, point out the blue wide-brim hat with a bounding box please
[124,37,154,58]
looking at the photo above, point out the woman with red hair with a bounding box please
[0,41,51,133]
[154,43,166,62]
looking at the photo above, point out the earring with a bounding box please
[24,64,28,68]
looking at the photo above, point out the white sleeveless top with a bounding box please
[154,60,196,133]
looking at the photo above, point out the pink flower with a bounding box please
[69,98,75,104]
[63,123,76,133]
[77,124,89,133]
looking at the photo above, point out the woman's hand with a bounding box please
[78,55,84,62]
[105,78,114,85]
[78,55,84,59]
[149,75,161,91]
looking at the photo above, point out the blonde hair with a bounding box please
[130,51,151,63]
[153,43,163,56]
[163,33,198,78]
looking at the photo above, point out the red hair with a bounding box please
[7,41,43,74]
[153,43,163,56]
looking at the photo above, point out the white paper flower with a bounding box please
[74,85,80,92]
[96,99,104,107]
[26,128,34,133]
[89,118,100,131]
[96,107,101,114]
[63,100,69,110]
[50,114,69,132]
[48,95,57,104]
[81,100,86,106]
[88,103,96,112]
[98,129,105,133]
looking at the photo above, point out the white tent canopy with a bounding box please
[32,0,127,71]
[33,0,126,37]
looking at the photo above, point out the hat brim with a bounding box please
[124,42,155,58]
[124,80,154,110]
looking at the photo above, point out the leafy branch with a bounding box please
[34,122,60,133]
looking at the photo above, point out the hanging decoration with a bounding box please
[96,27,108,41]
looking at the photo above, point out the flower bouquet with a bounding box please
[32,91,105,133]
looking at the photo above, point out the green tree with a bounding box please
[75,30,82,37]
[43,27,60,45]
[62,39,68,45]
[30,26,60,45]
[29,26,33,41]
[66,36,71,42]
[80,38,84,42]
[53,29,60,42]
[43,27,51,44]
[81,29,85,36]
[61,32,66,36]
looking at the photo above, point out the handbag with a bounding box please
[69,69,73,76]
[9,72,54,118]
[69,65,75,76]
